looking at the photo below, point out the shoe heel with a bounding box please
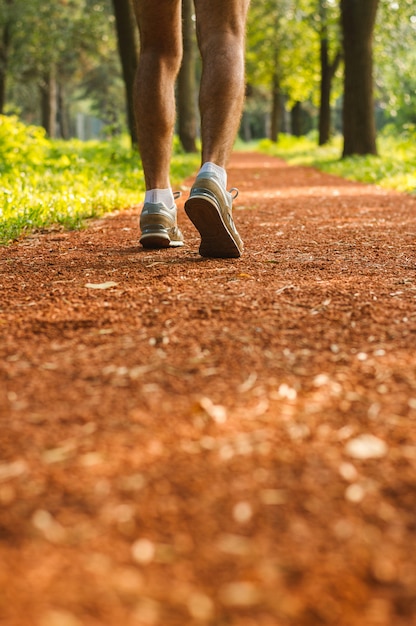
[185,196,241,258]
[140,226,170,249]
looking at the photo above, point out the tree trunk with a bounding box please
[0,36,8,114]
[319,34,331,145]
[291,101,302,137]
[340,0,379,156]
[177,0,197,153]
[112,0,140,147]
[318,37,341,146]
[241,112,251,142]
[58,82,70,139]
[270,73,281,142]
[40,67,58,138]
[318,0,342,146]
[0,0,13,114]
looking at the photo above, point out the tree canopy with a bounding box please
[1,0,123,136]
[0,0,414,149]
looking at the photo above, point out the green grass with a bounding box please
[2,115,415,245]
[0,115,200,245]
[257,126,416,195]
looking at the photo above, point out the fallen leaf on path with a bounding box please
[260,489,287,505]
[217,533,253,556]
[132,598,160,625]
[187,592,214,620]
[85,281,118,290]
[32,509,66,543]
[198,397,227,424]
[0,460,28,482]
[220,581,262,606]
[42,444,76,465]
[40,609,82,626]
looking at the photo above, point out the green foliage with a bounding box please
[0,115,200,244]
[258,126,416,194]
[3,0,415,143]
[246,0,321,106]
[375,0,416,128]
[244,0,415,138]
[244,0,346,144]
[3,0,123,128]
[0,114,50,170]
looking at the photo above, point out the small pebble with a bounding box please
[131,539,155,565]
[278,383,297,400]
[339,462,358,482]
[233,501,253,524]
[187,592,214,620]
[345,484,365,503]
[345,434,388,459]
[220,581,261,606]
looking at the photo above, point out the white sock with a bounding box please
[198,162,227,188]
[144,188,174,207]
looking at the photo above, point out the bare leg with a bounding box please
[194,0,250,168]
[183,0,249,257]
[132,0,182,190]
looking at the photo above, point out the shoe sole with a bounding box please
[185,194,242,258]
[140,229,184,249]
[140,231,171,249]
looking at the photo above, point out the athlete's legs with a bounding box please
[183,0,250,257]
[193,0,251,168]
[133,0,182,190]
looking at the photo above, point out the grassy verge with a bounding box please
[257,126,416,195]
[0,115,200,245]
[3,115,414,245]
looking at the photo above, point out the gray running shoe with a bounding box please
[184,172,243,258]
[140,191,184,249]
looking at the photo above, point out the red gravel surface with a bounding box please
[1,151,416,626]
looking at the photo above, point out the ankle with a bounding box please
[144,188,174,207]
[198,162,227,188]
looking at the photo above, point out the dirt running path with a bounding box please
[1,152,416,626]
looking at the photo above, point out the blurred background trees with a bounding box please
[0,0,124,138]
[111,0,139,146]
[0,0,414,155]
